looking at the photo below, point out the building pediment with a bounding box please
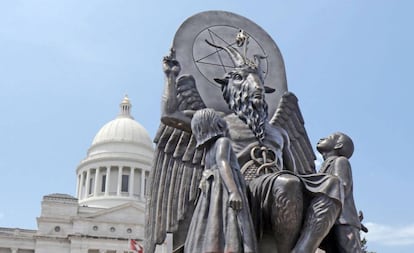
[81,202,145,224]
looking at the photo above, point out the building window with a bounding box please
[101,175,106,192]
[121,175,129,192]
[88,178,93,195]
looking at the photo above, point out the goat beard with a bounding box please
[223,85,268,143]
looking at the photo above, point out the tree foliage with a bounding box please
[361,237,376,253]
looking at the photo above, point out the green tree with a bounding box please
[361,236,376,253]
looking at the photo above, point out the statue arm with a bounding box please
[282,129,297,173]
[161,48,193,132]
[216,137,242,210]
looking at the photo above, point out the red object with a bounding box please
[130,239,143,253]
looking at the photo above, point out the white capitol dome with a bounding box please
[91,116,152,148]
[76,96,154,208]
[87,96,153,159]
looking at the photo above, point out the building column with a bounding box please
[117,166,123,195]
[79,172,85,199]
[141,169,145,198]
[105,166,110,196]
[76,173,81,199]
[93,168,100,197]
[85,170,91,198]
[129,168,135,197]
[76,176,79,198]
[11,248,18,253]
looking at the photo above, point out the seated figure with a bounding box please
[149,48,343,253]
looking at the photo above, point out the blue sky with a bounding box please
[0,1,413,252]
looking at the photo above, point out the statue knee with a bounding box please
[272,173,304,213]
[273,173,302,195]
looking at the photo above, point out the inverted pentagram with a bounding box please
[173,11,287,115]
[193,26,268,88]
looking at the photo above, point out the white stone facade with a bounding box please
[0,96,154,253]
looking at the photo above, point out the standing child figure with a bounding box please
[317,132,362,253]
[184,108,258,253]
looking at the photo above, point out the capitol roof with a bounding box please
[91,96,152,149]
[82,96,154,163]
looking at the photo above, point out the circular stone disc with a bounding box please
[173,10,288,115]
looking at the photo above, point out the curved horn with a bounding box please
[205,39,245,67]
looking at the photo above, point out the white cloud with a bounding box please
[314,152,324,171]
[365,222,414,246]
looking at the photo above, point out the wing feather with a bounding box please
[173,131,191,158]
[178,161,192,218]
[164,129,183,153]
[270,92,316,175]
[182,136,198,162]
[169,162,184,230]
[166,158,180,229]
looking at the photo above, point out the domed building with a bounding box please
[76,96,153,208]
[0,96,158,253]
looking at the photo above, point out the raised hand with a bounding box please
[163,48,181,77]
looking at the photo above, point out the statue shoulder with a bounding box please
[334,156,351,168]
[267,122,289,140]
[329,156,352,181]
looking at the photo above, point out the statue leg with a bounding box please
[334,225,363,253]
[292,194,341,253]
[269,174,304,253]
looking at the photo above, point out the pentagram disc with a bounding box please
[173,10,287,115]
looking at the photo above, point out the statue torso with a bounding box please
[224,113,285,170]
[319,157,361,228]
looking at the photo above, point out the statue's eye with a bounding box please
[233,74,243,81]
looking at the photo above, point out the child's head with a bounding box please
[191,108,228,148]
[336,132,354,158]
[317,132,354,158]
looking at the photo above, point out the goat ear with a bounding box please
[214,78,228,86]
[264,86,275,93]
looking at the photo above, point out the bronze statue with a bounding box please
[317,132,363,253]
[144,11,360,253]
[184,108,257,253]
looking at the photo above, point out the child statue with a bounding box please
[317,132,363,253]
[184,108,258,253]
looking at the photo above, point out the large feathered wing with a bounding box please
[145,77,206,253]
[269,92,316,175]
